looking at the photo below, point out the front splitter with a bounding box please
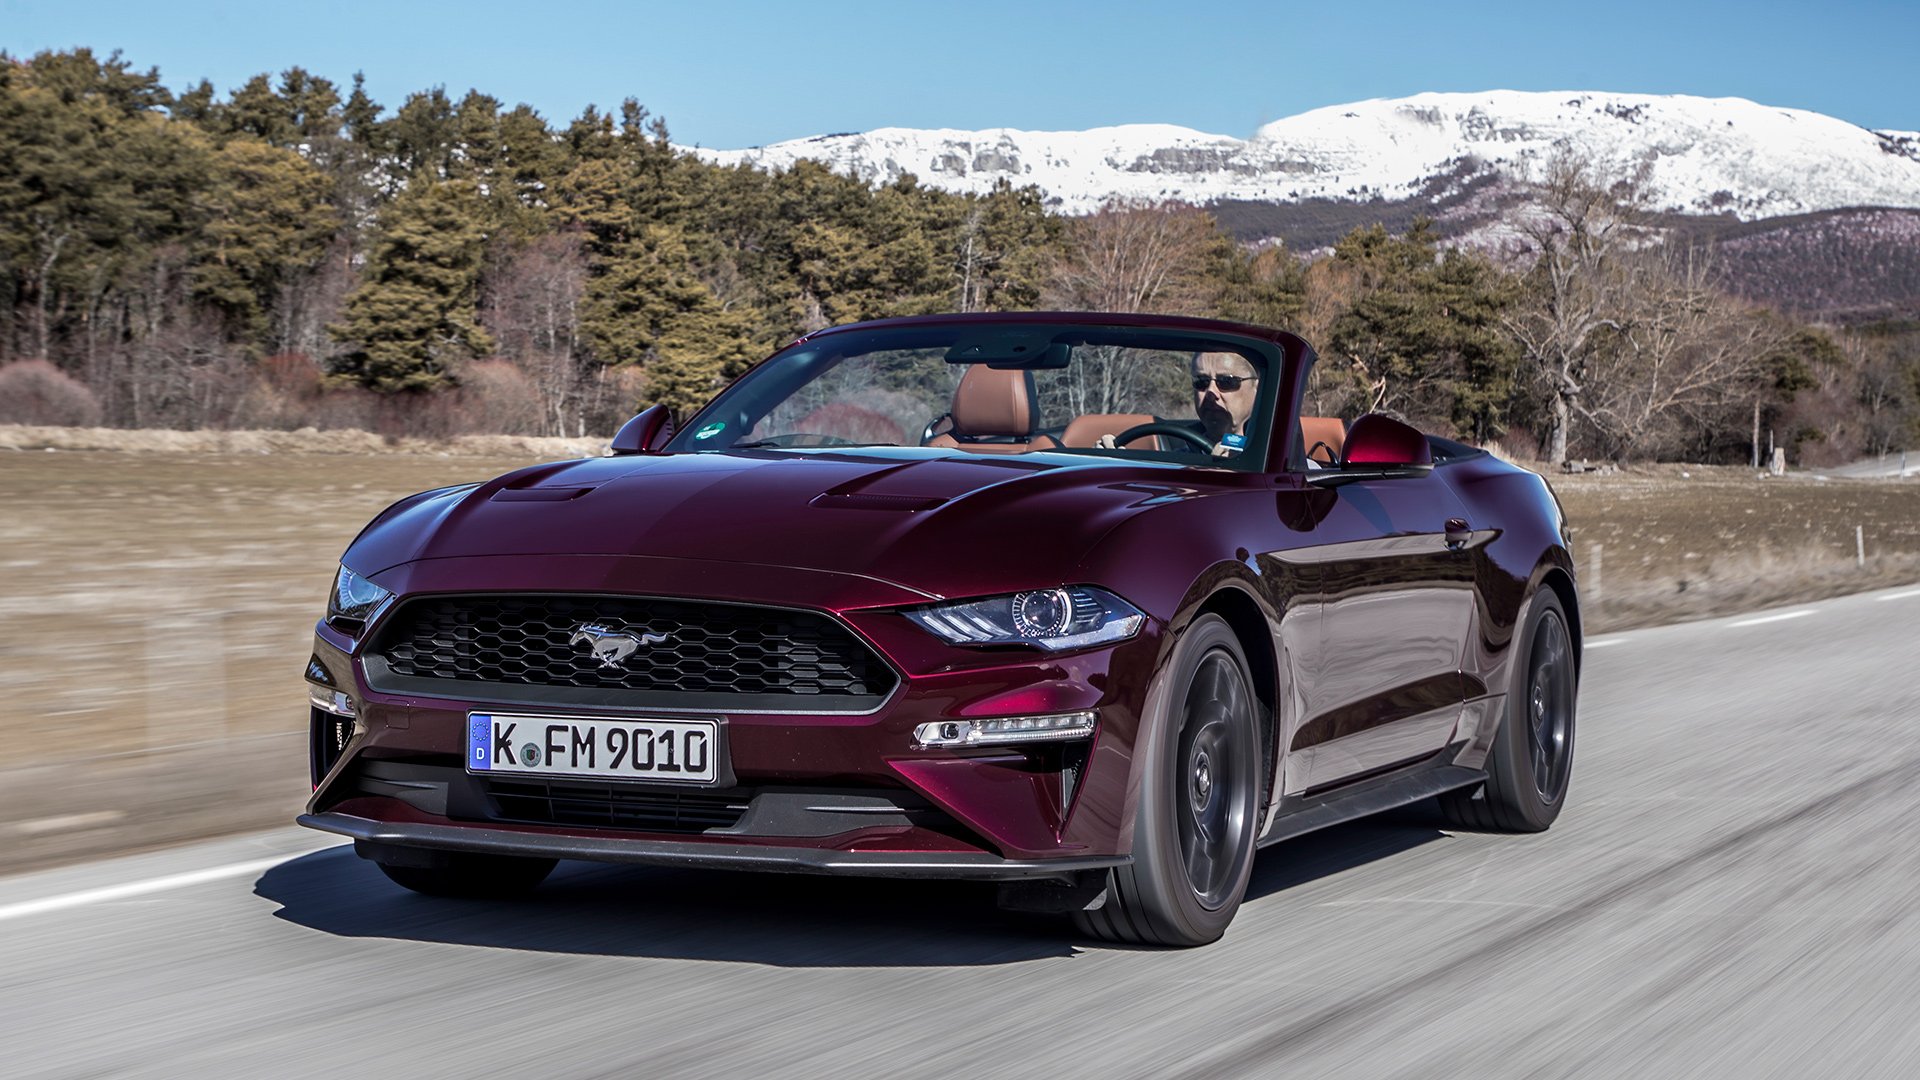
[299,812,1128,881]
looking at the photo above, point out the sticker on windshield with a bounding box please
[694,421,726,440]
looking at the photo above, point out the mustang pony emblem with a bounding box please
[568,623,668,669]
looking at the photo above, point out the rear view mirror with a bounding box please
[1308,413,1433,487]
[609,404,676,455]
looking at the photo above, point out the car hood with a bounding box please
[345,447,1215,601]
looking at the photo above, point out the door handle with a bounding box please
[1445,518,1471,551]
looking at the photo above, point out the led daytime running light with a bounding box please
[913,711,1096,748]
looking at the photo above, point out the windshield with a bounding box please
[664,322,1285,469]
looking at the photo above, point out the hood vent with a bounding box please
[490,486,596,503]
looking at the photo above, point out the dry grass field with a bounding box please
[1553,466,1920,631]
[1,442,1916,873]
[0,447,556,871]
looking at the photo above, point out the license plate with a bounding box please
[466,712,719,783]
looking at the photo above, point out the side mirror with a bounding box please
[1308,413,1433,487]
[609,405,675,455]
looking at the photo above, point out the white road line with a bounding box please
[1875,588,1920,603]
[1728,610,1815,628]
[1586,639,1626,649]
[0,855,295,923]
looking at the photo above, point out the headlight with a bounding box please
[327,565,391,633]
[905,586,1144,650]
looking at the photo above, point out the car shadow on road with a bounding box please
[258,849,1077,967]
[257,807,1447,967]
[1244,804,1449,903]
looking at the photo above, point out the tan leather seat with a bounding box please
[925,366,1059,453]
[1301,416,1346,465]
[1060,413,1157,448]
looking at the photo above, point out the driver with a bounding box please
[1096,351,1261,457]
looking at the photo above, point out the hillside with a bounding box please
[695,91,1920,221]
[697,91,1920,320]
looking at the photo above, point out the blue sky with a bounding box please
[4,0,1912,145]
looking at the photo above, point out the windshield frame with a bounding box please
[662,320,1293,472]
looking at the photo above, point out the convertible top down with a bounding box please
[300,312,1580,946]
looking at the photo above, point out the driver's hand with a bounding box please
[1211,442,1233,458]
[1094,434,1118,449]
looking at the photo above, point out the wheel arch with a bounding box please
[1531,560,1583,675]
[1193,583,1282,813]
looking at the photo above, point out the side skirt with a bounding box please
[1259,749,1485,849]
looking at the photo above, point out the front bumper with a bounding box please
[301,556,1168,867]
[301,810,1130,880]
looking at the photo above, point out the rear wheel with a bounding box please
[1441,589,1577,832]
[368,848,557,898]
[1075,615,1261,947]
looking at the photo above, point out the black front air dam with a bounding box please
[299,812,1129,881]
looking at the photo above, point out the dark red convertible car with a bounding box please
[300,312,1580,946]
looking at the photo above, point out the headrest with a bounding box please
[1300,416,1347,464]
[949,366,1034,437]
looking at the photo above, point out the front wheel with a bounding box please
[1441,589,1577,832]
[1075,615,1261,947]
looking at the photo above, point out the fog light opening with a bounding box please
[308,687,357,717]
[913,711,1096,749]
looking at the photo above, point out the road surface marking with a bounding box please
[1586,639,1625,649]
[0,854,300,923]
[1728,610,1815,628]
[1875,588,1920,602]
[10,811,126,835]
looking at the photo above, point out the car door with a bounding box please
[1276,472,1477,790]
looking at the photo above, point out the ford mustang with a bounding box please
[298,312,1580,946]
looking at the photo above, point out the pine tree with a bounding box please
[341,73,384,150]
[388,87,458,179]
[193,140,336,340]
[578,223,706,364]
[329,180,494,391]
[1326,221,1518,438]
[1215,243,1308,331]
[647,302,757,416]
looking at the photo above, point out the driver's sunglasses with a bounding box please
[1192,373,1256,392]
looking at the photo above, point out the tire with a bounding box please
[1441,589,1577,832]
[372,849,557,898]
[1075,615,1261,947]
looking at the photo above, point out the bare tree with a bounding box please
[1575,246,1783,459]
[1503,153,1651,464]
[1043,200,1221,315]
[482,233,589,435]
[1038,201,1223,415]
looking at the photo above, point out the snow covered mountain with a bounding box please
[694,91,1920,222]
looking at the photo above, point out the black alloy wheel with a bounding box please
[1176,653,1257,909]
[1441,589,1578,832]
[1526,608,1575,803]
[1076,614,1262,947]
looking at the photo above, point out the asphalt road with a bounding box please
[5,584,1920,1079]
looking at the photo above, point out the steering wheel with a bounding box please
[1111,422,1214,453]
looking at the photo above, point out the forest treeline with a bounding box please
[1,48,1914,464]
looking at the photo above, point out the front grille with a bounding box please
[368,595,895,704]
[482,778,750,833]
